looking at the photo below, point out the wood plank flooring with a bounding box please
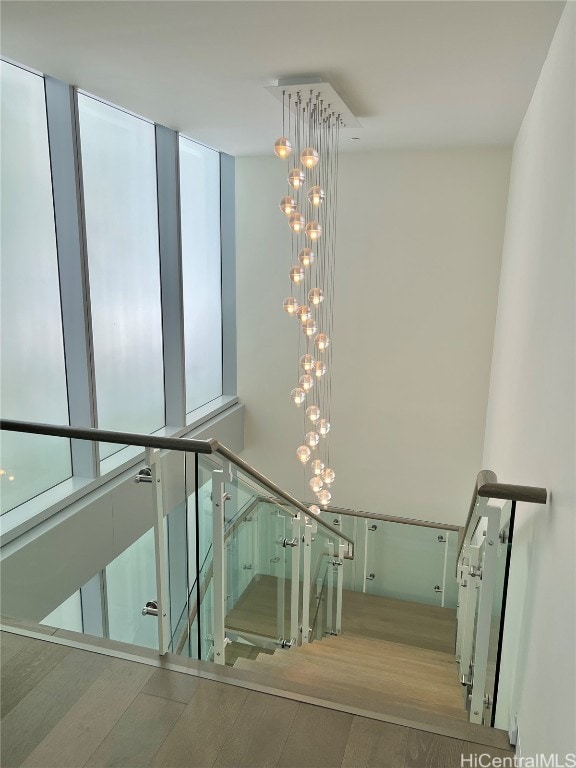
[1,630,512,768]
[228,578,469,727]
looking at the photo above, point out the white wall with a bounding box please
[237,147,511,525]
[483,4,575,757]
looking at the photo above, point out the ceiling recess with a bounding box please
[266,77,361,131]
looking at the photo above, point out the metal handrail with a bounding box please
[326,505,462,533]
[0,418,354,558]
[457,469,547,563]
[0,419,216,454]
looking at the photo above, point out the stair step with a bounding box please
[302,634,458,667]
[236,652,466,721]
[250,652,461,703]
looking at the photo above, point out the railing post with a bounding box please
[458,543,481,688]
[147,448,170,655]
[276,511,286,640]
[336,542,346,634]
[469,505,501,724]
[326,541,335,632]
[301,517,312,644]
[212,469,226,664]
[290,514,301,645]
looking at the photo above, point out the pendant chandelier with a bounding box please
[273,85,343,512]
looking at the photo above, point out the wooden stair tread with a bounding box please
[233,655,467,722]
[252,645,460,689]
[235,652,464,713]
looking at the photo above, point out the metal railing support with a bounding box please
[469,503,501,724]
[290,514,301,645]
[211,469,226,664]
[276,512,287,640]
[326,541,335,632]
[336,542,346,634]
[147,448,171,655]
[301,517,312,644]
[458,544,481,688]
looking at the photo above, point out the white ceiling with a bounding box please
[1,1,565,155]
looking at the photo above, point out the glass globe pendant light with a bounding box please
[313,361,326,378]
[289,266,305,284]
[305,221,322,241]
[300,147,319,169]
[306,405,320,422]
[308,288,324,306]
[308,504,321,515]
[283,297,298,315]
[289,212,305,233]
[321,467,335,485]
[307,185,325,207]
[296,305,312,323]
[317,418,330,435]
[296,445,311,463]
[317,489,332,506]
[302,319,317,337]
[279,196,297,215]
[309,476,323,493]
[314,333,330,352]
[299,248,315,267]
[300,354,315,372]
[299,374,314,392]
[311,459,325,475]
[288,168,305,190]
[305,431,320,448]
[290,387,306,405]
[274,137,292,159]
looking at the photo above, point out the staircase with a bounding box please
[226,583,469,729]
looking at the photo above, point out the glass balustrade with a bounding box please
[3,418,541,734]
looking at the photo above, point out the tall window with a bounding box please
[0,64,231,518]
[78,95,165,455]
[179,137,223,414]
[0,62,71,513]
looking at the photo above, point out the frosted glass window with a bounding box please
[0,62,71,513]
[78,95,165,456]
[179,138,222,413]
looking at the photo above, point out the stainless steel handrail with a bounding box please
[0,419,216,454]
[457,469,547,563]
[215,445,354,558]
[0,418,354,558]
[326,505,462,533]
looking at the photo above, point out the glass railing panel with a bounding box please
[40,590,83,632]
[224,492,293,646]
[105,527,158,650]
[318,510,356,591]
[305,519,341,640]
[162,450,189,653]
[310,556,329,641]
[443,530,459,609]
[196,453,219,659]
[364,520,449,607]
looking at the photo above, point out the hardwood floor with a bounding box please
[1,630,513,768]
